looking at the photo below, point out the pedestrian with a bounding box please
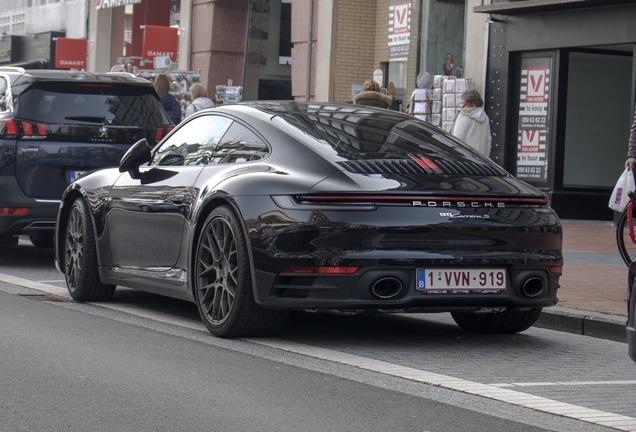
[451,89,492,157]
[154,73,182,125]
[185,83,216,118]
[624,103,636,170]
[353,79,392,109]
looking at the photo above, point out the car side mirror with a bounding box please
[119,138,152,178]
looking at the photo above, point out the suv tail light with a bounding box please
[154,126,174,141]
[0,207,30,215]
[0,119,48,138]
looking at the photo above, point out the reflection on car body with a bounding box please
[54,101,563,338]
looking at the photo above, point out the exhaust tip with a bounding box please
[522,276,545,298]
[370,277,403,299]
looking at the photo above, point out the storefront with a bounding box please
[476,0,636,220]
[0,32,64,69]
[88,0,291,103]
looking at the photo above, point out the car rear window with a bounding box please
[272,103,508,176]
[16,81,170,127]
[287,108,475,160]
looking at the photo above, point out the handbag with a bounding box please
[609,168,636,211]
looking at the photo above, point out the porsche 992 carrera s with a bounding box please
[54,101,562,338]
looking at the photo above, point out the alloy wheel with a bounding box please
[197,216,238,326]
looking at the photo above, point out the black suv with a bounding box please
[0,68,174,247]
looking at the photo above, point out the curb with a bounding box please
[536,306,627,343]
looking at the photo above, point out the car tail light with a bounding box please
[154,126,174,141]
[281,266,359,274]
[0,119,48,138]
[295,195,550,206]
[0,207,30,215]
[548,266,562,275]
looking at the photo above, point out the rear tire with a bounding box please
[194,205,286,338]
[63,198,115,302]
[451,308,542,334]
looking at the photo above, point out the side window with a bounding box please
[211,122,269,165]
[0,77,7,112]
[152,115,233,166]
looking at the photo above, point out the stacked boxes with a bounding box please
[428,75,475,132]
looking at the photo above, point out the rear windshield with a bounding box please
[266,102,508,176]
[16,82,170,127]
[277,105,480,160]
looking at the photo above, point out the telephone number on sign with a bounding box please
[416,268,507,292]
[517,166,543,174]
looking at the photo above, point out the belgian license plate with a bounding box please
[69,170,86,183]
[416,268,507,293]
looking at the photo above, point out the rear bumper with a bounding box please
[253,264,560,310]
[0,176,59,235]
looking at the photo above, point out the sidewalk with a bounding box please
[536,219,629,342]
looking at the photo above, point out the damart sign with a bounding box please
[95,0,142,10]
[55,38,87,69]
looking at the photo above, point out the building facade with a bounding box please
[3,0,635,221]
[475,0,636,220]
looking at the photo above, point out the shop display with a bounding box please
[431,75,475,132]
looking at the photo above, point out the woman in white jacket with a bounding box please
[185,83,216,118]
[451,90,492,157]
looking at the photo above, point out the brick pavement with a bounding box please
[558,219,628,317]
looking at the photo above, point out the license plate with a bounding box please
[416,268,507,293]
[69,170,86,182]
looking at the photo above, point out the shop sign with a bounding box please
[95,0,142,10]
[142,25,178,62]
[515,56,552,186]
[55,38,87,69]
[18,33,61,64]
[388,0,411,59]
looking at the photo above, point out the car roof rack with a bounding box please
[0,67,25,73]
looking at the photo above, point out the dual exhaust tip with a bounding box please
[369,275,545,299]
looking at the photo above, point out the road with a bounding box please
[1,239,634,431]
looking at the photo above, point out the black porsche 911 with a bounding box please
[54,101,562,338]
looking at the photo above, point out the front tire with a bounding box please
[194,205,286,338]
[451,308,542,334]
[63,198,115,302]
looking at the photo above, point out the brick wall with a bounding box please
[333,0,378,102]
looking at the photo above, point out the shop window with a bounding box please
[563,51,632,188]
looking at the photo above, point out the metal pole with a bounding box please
[305,0,314,101]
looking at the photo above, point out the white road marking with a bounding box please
[247,338,636,432]
[0,272,70,299]
[1,271,635,431]
[492,381,636,388]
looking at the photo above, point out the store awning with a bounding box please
[474,0,636,15]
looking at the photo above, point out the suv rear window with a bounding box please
[16,82,170,127]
